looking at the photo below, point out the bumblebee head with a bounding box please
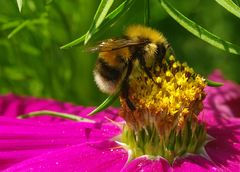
[125,25,167,44]
[125,25,170,67]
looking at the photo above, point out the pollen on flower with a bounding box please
[120,54,207,163]
[126,55,206,127]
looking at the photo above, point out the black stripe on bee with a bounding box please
[116,55,127,64]
[156,43,167,62]
[96,58,123,82]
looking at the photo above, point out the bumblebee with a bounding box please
[91,25,172,110]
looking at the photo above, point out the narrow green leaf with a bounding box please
[215,0,240,19]
[8,20,30,39]
[60,34,86,49]
[206,79,224,87]
[84,0,115,44]
[97,0,135,31]
[60,0,135,49]
[87,90,120,116]
[1,20,21,30]
[159,0,240,55]
[19,110,94,122]
[16,0,23,12]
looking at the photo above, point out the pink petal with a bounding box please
[199,107,240,126]
[3,141,128,172]
[204,70,240,119]
[122,156,172,172]
[0,93,123,123]
[173,155,217,172]
[205,122,240,171]
[173,118,240,172]
[0,117,121,170]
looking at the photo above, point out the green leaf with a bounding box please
[84,0,115,44]
[60,0,135,49]
[16,0,23,12]
[60,34,86,49]
[206,79,224,87]
[87,89,120,116]
[159,0,240,55]
[8,20,30,39]
[215,0,240,19]
[96,0,135,32]
[1,20,21,30]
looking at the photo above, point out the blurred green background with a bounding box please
[0,0,240,106]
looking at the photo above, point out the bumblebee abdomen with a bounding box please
[94,51,129,94]
[96,58,123,81]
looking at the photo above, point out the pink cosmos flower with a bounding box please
[204,70,240,124]
[0,71,240,171]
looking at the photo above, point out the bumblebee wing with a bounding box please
[87,38,146,52]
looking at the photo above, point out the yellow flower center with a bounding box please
[120,55,207,163]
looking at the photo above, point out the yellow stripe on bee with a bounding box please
[99,47,131,66]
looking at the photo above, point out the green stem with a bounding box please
[206,79,223,87]
[18,110,94,122]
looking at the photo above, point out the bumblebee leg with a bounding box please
[121,62,136,111]
[137,54,155,83]
[121,81,136,110]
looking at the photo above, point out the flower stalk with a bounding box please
[19,110,94,122]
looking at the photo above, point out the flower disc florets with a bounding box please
[120,55,207,163]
